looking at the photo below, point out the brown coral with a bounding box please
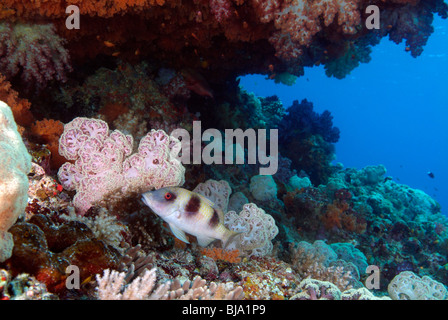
[30,118,65,169]
[4,214,121,295]
[0,74,33,127]
[320,200,366,234]
[200,247,242,264]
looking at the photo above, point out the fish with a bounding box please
[427,171,435,179]
[181,69,214,98]
[103,40,115,47]
[142,187,240,248]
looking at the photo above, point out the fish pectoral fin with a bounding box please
[196,235,216,247]
[169,223,190,244]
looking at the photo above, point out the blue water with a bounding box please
[240,16,448,216]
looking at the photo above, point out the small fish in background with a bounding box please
[142,187,240,248]
[427,171,435,179]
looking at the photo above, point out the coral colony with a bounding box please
[172,121,279,175]
[0,0,447,302]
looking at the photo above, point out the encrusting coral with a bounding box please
[0,0,447,302]
[1,0,444,91]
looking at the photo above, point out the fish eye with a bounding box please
[164,192,174,201]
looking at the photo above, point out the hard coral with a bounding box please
[57,117,185,214]
[96,267,244,300]
[5,214,121,294]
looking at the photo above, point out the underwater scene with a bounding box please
[0,0,447,302]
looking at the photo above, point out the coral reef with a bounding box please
[0,22,71,92]
[57,117,185,214]
[249,175,278,201]
[0,101,31,262]
[225,203,279,257]
[290,278,390,300]
[30,118,65,170]
[0,0,447,302]
[0,0,443,98]
[5,214,122,294]
[279,99,339,185]
[388,271,447,300]
[193,179,232,212]
[0,269,57,300]
[0,75,33,128]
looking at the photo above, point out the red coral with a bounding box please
[0,74,34,127]
[57,117,185,214]
[0,0,166,19]
[253,0,362,59]
[210,0,233,23]
[200,247,241,263]
[320,200,366,234]
[334,188,352,202]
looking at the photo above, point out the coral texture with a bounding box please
[0,22,71,91]
[193,179,232,212]
[249,175,278,201]
[388,271,447,300]
[57,117,185,214]
[0,75,33,127]
[0,101,31,262]
[7,214,121,294]
[1,0,443,87]
[30,118,65,169]
[225,203,279,257]
[96,267,244,300]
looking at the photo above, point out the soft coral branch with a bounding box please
[0,22,72,92]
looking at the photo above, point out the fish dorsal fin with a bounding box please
[196,235,216,247]
[168,223,190,244]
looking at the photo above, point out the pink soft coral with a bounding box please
[252,0,362,59]
[58,117,185,214]
[0,22,72,92]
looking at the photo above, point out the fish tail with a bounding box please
[222,229,242,250]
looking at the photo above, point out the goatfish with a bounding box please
[142,187,240,248]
